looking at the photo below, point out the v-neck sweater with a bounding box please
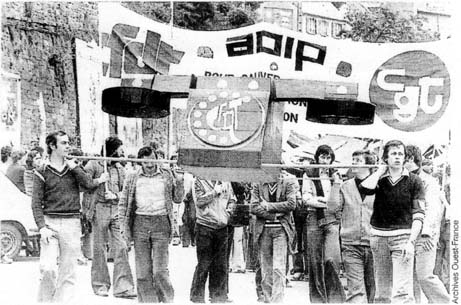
[32,165,97,229]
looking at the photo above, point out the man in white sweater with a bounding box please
[331,150,377,303]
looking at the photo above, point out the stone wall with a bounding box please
[2,2,99,148]
[2,2,169,152]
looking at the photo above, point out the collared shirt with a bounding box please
[135,170,167,216]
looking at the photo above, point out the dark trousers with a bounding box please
[292,209,308,275]
[180,221,196,247]
[306,212,345,303]
[133,215,174,303]
[190,224,228,303]
[91,204,134,295]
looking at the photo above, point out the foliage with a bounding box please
[344,7,440,42]
[174,2,215,30]
[121,2,259,30]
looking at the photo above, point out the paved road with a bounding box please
[0,245,309,305]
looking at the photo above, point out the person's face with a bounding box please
[52,135,70,158]
[141,152,158,175]
[351,154,366,175]
[386,145,405,169]
[318,153,332,165]
[113,146,124,158]
[32,153,43,168]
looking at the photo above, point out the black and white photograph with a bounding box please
[0,1,459,304]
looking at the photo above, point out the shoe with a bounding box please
[95,287,109,297]
[286,279,292,288]
[77,256,88,265]
[1,256,13,264]
[291,272,303,281]
[114,290,137,299]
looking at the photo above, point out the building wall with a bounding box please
[1,2,99,148]
[2,2,169,153]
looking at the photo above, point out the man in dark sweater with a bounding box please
[32,131,108,303]
[360,140,425,303]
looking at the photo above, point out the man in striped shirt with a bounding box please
[251,171,298,303]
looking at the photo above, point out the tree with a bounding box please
[344,7,440,42]
[121,2,259,30]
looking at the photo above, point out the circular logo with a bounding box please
[369,50,450,132]
[188,90,266,149]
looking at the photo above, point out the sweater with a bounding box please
[31,164,100,229]
[333,178,375,245]
[368,169,425,234]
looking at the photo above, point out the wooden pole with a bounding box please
[68,155,382,169]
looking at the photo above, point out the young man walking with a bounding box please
[405,145,449,303]
[190,178,235,303]
[331,150,376,303]
[32,131,108,303]
[301,145,345,303]
[119,146,184,303]
[84,136,136,298]
[361,140,425,303]
[251,171,298,303]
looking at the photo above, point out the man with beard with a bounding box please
[84,137,136,298]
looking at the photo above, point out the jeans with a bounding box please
[230,227,246,272]
[414,236,450,303]
[305,212,345,303]
[370,234,414,303]
[133,215,174,303]
[435,219,450,291]
[91,203,134,295]
[292,209,308,275]
[259,226,288,303]
[190,224,228,303]
[37,216,80,303]
[342,244,375,303]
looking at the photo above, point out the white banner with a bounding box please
[99,3,454,148]
[75,39,109,154]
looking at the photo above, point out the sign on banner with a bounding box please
[98,3,453,151]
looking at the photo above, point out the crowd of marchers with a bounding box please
[0,131,451,303]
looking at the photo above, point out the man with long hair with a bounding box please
[83,136,136,298]
[301,144,345,303]
[361,140,425,303]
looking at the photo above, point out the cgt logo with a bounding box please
[370,51,450,132]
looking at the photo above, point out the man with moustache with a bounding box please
[119,146,184,303]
